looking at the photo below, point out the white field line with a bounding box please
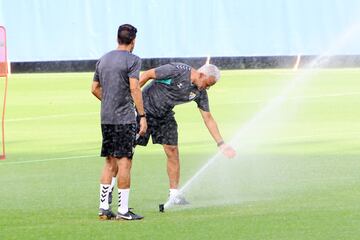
[236,92,360,104]
[5,92,360,123]
[6,112,98,122]
[0,154,98,165]
[1,131,359,166]
[181,130,360,146]
[292,92,360,100]
[249,131,360,144]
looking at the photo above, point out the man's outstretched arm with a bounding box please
[199,109,236,158]
[139,69,156,87]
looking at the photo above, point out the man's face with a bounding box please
[206,76,217,89]
[198,73,217,90]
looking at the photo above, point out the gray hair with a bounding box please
[198,64,221,82]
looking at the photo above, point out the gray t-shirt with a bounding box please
[142,63,209,118]
[93,50,141,124]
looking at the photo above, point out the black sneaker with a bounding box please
[98,208,116,220]
[116,209,144,220]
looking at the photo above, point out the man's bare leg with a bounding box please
[163,144,180,189]
[98,156,117,219]
[163,144,189,205]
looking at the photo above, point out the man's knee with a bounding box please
[105,157,118,174]
[163,145,179,158]
[117,158,132,172]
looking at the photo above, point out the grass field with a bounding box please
[1,69,360,239]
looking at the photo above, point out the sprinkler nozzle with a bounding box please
[159,204,164,213]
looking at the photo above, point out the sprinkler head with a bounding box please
[159,204,164,213]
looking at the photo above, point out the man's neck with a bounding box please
[117,44,132,52]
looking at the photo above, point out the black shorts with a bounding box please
[101,124,137,159]
[136,114,178,146]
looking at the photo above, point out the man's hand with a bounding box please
[219,144,236,158]
[138,117,147,136]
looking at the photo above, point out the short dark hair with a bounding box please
[117,24,137,45]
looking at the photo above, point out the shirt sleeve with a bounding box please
[93,60,100,82]
[195,90,210,112]
[154,64,180,80]
[128,56,141,79]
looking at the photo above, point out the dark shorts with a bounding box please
[136,114,178,146]
[101,124,137,159]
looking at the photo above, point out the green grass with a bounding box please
[0,69,360,239]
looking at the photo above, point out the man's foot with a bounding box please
[116,209,144,220]
[98,208,116,220]
[168,194,190,205]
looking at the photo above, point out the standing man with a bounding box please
[138,62,236,204]
[92,24,147,220]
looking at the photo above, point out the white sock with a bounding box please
[169,188,179,198]
[99,184,111,210]
[118,189,130,214]
[110,177,116,191]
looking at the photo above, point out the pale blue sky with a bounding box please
[1,0,360,61]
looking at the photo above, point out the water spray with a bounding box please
[160,20,360,212]
[293,54,301,71]
[160,59,321,211]
[206,55,211,65]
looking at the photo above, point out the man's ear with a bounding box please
[199,72,206,79]
[130,38,136,52]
